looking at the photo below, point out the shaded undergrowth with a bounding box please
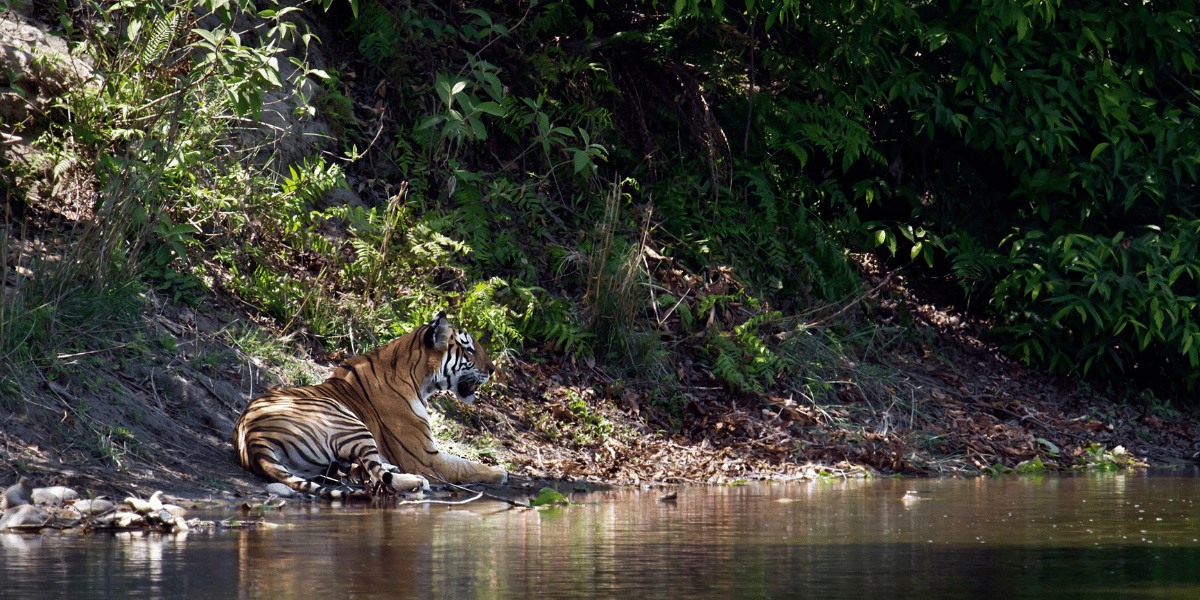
[1,0,1192,493]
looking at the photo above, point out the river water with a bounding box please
[3,473,1200,599]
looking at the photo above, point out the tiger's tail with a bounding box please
[247,447,428,499]
[251,452,367,500]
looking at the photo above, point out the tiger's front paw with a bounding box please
[483,465,508,485]
[391,473,430,492]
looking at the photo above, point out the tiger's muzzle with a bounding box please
[455,370,490,404]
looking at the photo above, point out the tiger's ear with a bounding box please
[423,310,452,351]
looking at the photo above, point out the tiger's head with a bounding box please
[321,311,506,483]
[420,311,497,405]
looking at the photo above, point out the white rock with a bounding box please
[0,504,49,530]
[72,498,115,515]
[265,483,296,498]
[125,497,154,514]
[31,486,79,505]
[113,511,143,528]
[161,504,187,518]
[3,478,32,509]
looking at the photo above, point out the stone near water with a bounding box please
[123,491,164,515]
[71,498,115,515]
[265,483,296,498]
[31,486,79,505]
[162,504,187,518]
[0,504,50,530]
[2,477,33,509]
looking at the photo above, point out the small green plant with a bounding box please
[702,295,786,393]
[1013,456,1046,475]
[563,389,614,446]
[527,487,573,509]
[1141,389,1180,420]
[583,182,665,376]
[223,325,320,386]
[85,424,140,470]
[510,287,595,357]
[313,88,355,140]
[984,463,1014,477]
[1075,443,1144,472]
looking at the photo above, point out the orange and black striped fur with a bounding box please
[233,312,507,498]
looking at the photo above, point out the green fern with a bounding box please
[347,0,403,65]
[137,8,187,67]
[457,277,522,349]
[711,334,756,392]
[946,232,1008,295]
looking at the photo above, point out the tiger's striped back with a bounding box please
[232,312,507,498]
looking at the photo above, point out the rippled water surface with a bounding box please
[5,473,1200,599]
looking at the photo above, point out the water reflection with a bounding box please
[1,528,233,598]
[4,474,1200,599]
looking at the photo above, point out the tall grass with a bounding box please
[583,183,668,378]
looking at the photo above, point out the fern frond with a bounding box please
[138,9,186,67]
[711,335,753,392]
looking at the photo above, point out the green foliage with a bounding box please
[532,389,615,447]
[0,254,146,399]
[799,0,1200,390]
[580,184,667,376]
[1013,456,1045,475]
[983,463,1014,477]
[509,287,595,356]
[417,65,507,150]
[345,0,411,70]
[223,324,323,386]
[528,487,572,508]
[313,87,356,141]
[762,100,884,174]
[455,277,523,352]
[996,220,1200,388]
[280,156,348,232]
[701,295,785,393]
[640,0,1200,393]
[1075,443,1142,472]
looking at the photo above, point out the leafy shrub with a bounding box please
[995,219,1200,389]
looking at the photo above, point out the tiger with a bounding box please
[232,311,508,498]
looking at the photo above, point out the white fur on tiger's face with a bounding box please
[232,311,507,498]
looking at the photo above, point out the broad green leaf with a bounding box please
[416,115,444,131]
[475,101,506,117]
[469,117,486,140]
[463,8,492,26]
[529,488,566,507]
[990,62,1006,85]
